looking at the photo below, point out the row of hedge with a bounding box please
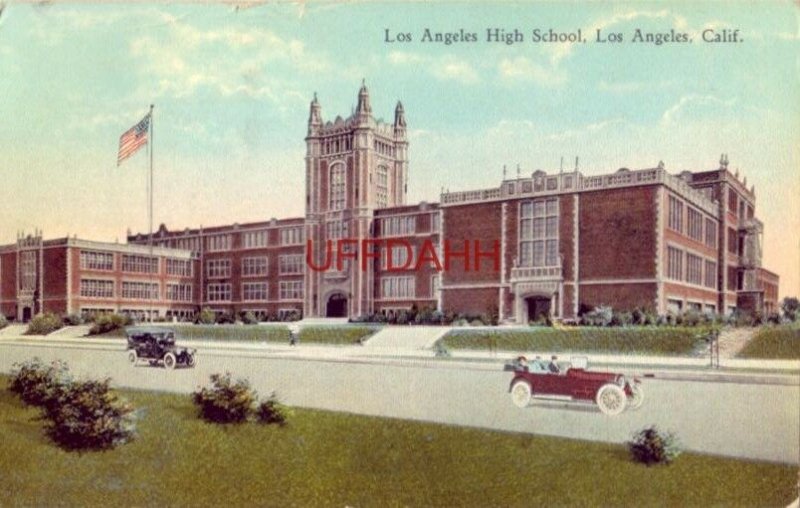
[438,326,716,356]
[736,324,800,360]
[8,359,291,451]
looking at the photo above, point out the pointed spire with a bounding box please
[394,100,406,128]
[307,91,322,135]
[356,79,371,117]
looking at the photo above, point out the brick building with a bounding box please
[0,84,780,323]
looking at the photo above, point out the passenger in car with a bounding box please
[530,355,548,373]
[548,355,561,374]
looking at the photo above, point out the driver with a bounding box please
[547,355,561,374]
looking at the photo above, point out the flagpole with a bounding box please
[148,104,154,323]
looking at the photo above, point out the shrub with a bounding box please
[396,311,409,325]
[242,311,259,325]
[256,393,292,426]
[41,378,136,450]
[25,312,63,335]
[0,314,7,330]
[197,307,216,325]
[8,358,71,407]
[216,312,235,325]
[612,311,633,327]
[782,297,799,322]
[470,319,485,327]
[628,426,681,466]
[88,313,132,335]
[192,373,258,424]
[63,314,83,326]
[582,306,613,327]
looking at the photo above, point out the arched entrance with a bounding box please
[326,293,348,318]
[525,296,551,323]
[22,306,32,323]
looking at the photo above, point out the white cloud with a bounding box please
[387,51,479,85]
[661,94,737,125]
[498,57,566,87]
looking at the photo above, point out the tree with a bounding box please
[781,297,799,322]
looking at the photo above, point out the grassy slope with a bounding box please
[737,324,800,359]
[440,327,712,356]
[0,381,795,507]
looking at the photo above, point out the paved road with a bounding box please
[0,341,797,464]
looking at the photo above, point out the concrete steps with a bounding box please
[362,326,449,350]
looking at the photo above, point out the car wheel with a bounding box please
[628,384,645,410]
[187,354,196,367]
[596,384,627,416]
[510,380,532,408]
[163,352,177,370]
[127,350,137,364]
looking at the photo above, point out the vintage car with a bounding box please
[506,356,643,415]
[125,326,196,369]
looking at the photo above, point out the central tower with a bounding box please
[303,82,408,318]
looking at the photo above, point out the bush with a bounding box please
[8,358,71,407]
[88,313,132,335]
[0,314,7,330]
[256,393,292,426]
[41,378,136,450]
[782,297,799,322]
[62,314,83,326]
[612,311,633,327]
[582,306,613,327]
[25,312,63,335]
[628,426,681,466]
[242,311,259,325]
[216,312,235,325]
[197,307,216,325]
[192,373,258,424]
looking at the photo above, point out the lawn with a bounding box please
[737,324,800,359]
[88,324,378,345]
[439,326,712,356]
[0,378,796,507]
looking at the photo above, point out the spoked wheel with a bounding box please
[627,384,645,410]
[163,352,177,370]
[186,354,196,367]
[127,350,138,364]
[510,380,532,408]
[596,384,627,415]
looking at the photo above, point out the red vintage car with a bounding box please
[506,356,643,415]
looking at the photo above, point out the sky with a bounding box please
[0,1,798,297]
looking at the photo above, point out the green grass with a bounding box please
[0,378,795,507]
[440,327,713,356]
[737,324,800,359]
[88,324,379,346]
[298,325,379,345]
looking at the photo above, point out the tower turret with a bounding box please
[308,92,322,135]
[355,79,372,120]
[394,100,406,135]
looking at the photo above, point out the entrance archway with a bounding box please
[326,293,348,318]
[525,296,551,323]
[22,307,32,323]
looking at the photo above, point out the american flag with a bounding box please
[117,113,151,166]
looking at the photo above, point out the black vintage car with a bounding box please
[125,326,196,369]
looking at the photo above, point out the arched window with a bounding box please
[329,163,346,210]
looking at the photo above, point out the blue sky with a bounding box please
[0,1,797,296]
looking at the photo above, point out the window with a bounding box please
[242,282,268,302]
[206,259,231,278]
[381,216,415,236]
[728,191,737,212]
[667,299,683,313]
[329,163,346,210]
[122,281,159,300]
[80,251,113,271]
[80,279,114,298]
[175,237,201,252]
[279,281,303,300]
[430,213,440,232]
[166,259,192,277]
[242,230,268,249]
[326,220,348,240]
[704,218,717,248]
[166,283,192,302]
[279,255,304,275]
[20,251,36,291]
[206,234,232,252]
[727,227,737,254]
[242,257,268,277]
[668,196,683,232]
[704,260,717,288]
[667,246,683,280]
[384,245,414,270]
[121,255,158,274]
[686,253,702,285]
[381,276,415,299]
[430,275,440,298]
[687,208,703,242]
[519,198,559,267]
[280,227,304,245]
[206,283,231,302]
[376,166,389,208]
